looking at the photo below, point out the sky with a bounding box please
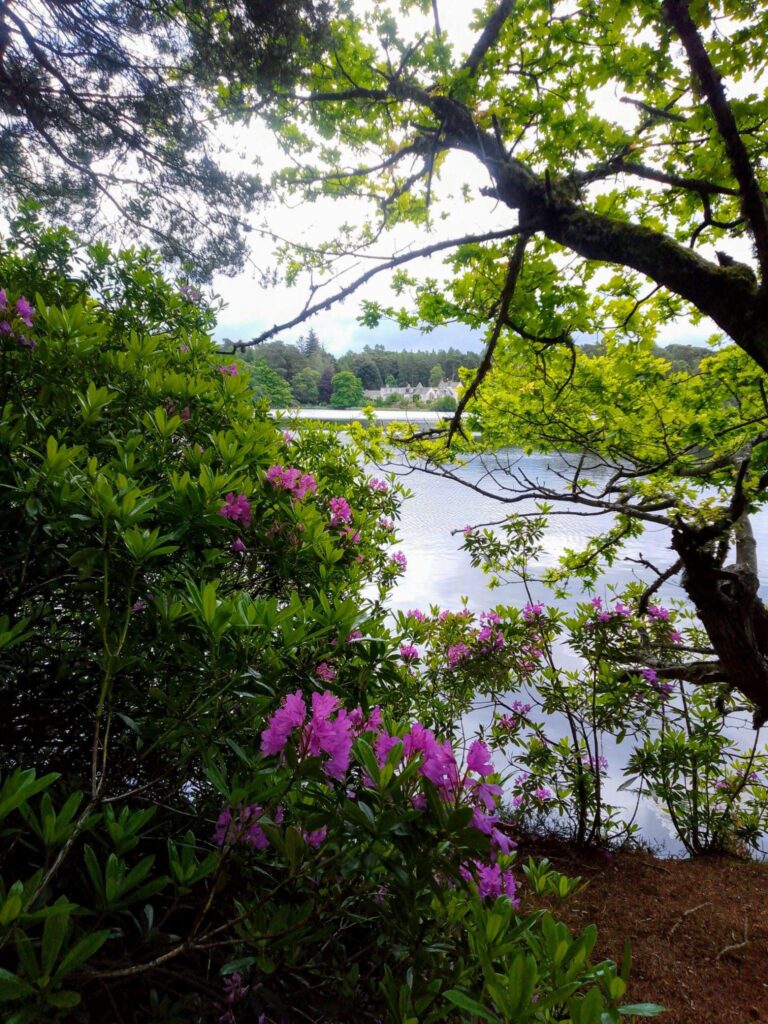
[208,1,744,358]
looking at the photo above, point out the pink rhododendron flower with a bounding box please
[181,405,191,421]
[315,662,336,682]
[0,319,12,335]
[639,666,658,684]
[329,496,352,526]
[522,601,545,621]
[260,690,307,755]
[369,477,388,492]
[304,826,328,848]
[179,343,190,352]
[345,630,363,643]
[647,604,670,620]
[533,786,552,801]
[218,363,238,376]
[389,551,407,571]
[478,625,505,651]
[614,601,632,616]
[406,608,425,622]
[0,288,6,310]
[17,334,36,349]
[374,732,401,767]
[470,808,512,853]
[669,630,683,644]
[481,610,502,625]
[447,642,471,669]
[399,643,419,662]
[294,473,317,501]
[364,706,383,732]
[466,740,494,778]
[265,465,316,501]
[464,859,519,905]
[379,516,395,530]
[582,753,609,772]
[305,691,354,780]
[230,538,246,554]
[214,804,269,849]
[15,296,34,327]
[283,430,294,443]
[463,524,473,536]
[219,492,252,527]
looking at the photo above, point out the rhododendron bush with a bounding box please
[0,213,656,1022]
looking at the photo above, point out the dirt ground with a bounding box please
[519,837,768,1024]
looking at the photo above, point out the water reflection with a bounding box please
[380,448,766,857]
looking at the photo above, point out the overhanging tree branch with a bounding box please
[448,233,528,442]
[663,0,768,280]
[231,227,522,350]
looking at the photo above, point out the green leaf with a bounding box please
[0,967,35,1002]
[444,989,499,1022]
[53,930,110,982]
[41,900,70,975]
[618,1004,667,1017]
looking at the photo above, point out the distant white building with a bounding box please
[362,381,460,402]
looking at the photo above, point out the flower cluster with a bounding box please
[265,465,317,501]
[589,596,632,623]
[368,477,389,493]
[389,550,407,572]
[639,667,674,697]
[329,496,352,526]
[218,363,239,376]
[498,700,532,732]
[219,492,252,527]
[461,860,519,905]
[258,692,518,902]
[522,601,545,622]
[399,643,420,662]
[261,690,355,780]
[582,753,609,773]
[218,972,249,1024]
[0,289,37,349]
[447,642,472,670]
[214,804,269,850]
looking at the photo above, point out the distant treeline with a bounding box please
[219,330,709,408]
[221,329,482,407]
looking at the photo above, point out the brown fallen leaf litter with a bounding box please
[518,837,768,1024]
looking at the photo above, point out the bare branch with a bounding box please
[231,227,521,350]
